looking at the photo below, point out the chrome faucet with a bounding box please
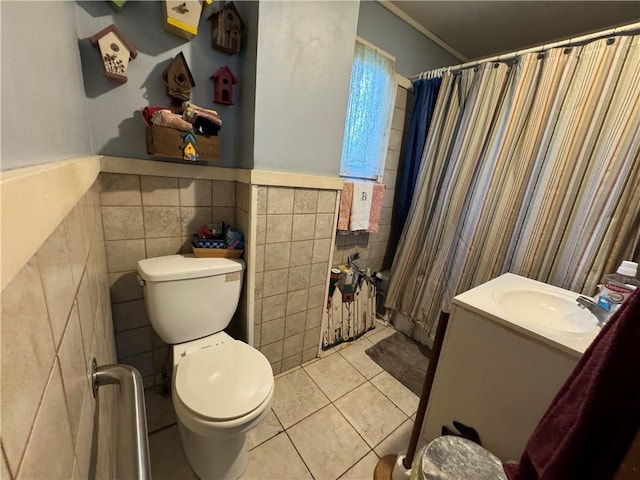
[576,296,610,326]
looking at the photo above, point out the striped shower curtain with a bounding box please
[386,35,640,340]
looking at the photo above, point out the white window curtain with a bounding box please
[340,40,396,180]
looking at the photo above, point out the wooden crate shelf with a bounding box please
[146,125,220,161]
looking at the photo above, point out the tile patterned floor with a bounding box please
[146,323,419,480]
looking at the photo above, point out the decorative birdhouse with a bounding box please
[90,24,137,83]
[110,0,127,11]
[208,1,243,55]
[162,52,196,105]
[163,0,211,41]
[211,66,237,105]
[181,131,199,161]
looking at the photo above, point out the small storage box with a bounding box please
[146,125,221,161]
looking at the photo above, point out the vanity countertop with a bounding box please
[453,273,600,358]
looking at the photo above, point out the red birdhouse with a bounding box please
[211,66,237,105]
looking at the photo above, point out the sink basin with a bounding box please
[493,287,599,334]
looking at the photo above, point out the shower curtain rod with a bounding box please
[411,21,640,79]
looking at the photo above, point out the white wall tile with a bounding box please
[264,243,291,271]
[17,362,74,480]
[112,299,150,332]
[105,239,146,273]
[143,207,181,238]
[58,303,89,443]
[2,448,12,480]
[1,258,56,474]
[141,176,180,206]
[100,173,141,206]
[262,294,287,323]
[74,388,96,480]
[212,180,236,207]
[290,240,314,266]
[317,190,337,213]
[267,187,294,214]
[179,178,212,207]
[36,222,76,347]
[266,215,292,243]
[294,189,318,214]
[292,214,316,241]
[179,207,212,236]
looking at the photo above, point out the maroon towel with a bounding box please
[504,288,640,479]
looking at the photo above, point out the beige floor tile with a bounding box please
[272,368,329,428]
[148,425,197,480]
[335,382,407,448]
[287,405,369,480]
[371,371,420,417]
[339,451,380,480]
[304,352,366,401]
[144,389,176,434]
[373,418,414,458]
[339,337,384,379]
[246,409,284,450]
[241,433,312,479]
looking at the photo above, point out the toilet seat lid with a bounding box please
[175,340,273,421]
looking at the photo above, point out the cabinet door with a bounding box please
[420,305,577,461]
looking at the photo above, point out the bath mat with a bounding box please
[365,331,431,396]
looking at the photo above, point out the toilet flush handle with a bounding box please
[136,275,145,287]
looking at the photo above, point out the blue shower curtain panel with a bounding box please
[394,77,442,236]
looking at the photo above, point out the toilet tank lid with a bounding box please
[137,254,245,282]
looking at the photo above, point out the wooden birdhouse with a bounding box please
[211,66,237,105]
[163,0,211,41]
[110,0,127,11]
[208,1,243,55]
[162,52,196,105]
[181,131,199,161]
[90,24,137,83]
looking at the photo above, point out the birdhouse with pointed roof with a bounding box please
[90,24,137,83]
[162,52,196,104]
[208,1,244,55]
[163,0,212,40]
[181,131,199,161]
[211,66,237,105]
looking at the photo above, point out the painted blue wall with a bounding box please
[1,1,461,173]
[74,1,250,168]
[1,1,93,171]
[252,1,360,177]
[357,2,460,78]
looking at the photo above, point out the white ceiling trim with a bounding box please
[377,0,469,62]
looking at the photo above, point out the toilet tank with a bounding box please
[137,255,245,344]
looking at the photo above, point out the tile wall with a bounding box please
[334,84,412,273]
[1,180,117,479]
[101,173,239,387]
[254,186,338,375]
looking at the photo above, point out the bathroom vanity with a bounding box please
[420,273,600,461]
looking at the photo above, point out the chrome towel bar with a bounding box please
[92,358,151,480]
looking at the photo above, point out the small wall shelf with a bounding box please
[145,125,220,161]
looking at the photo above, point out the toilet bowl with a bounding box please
[137,254,274,479]
[172,332,274,479]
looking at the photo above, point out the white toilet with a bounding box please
[137,254,274,480]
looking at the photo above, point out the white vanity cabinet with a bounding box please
[419,274,599,462]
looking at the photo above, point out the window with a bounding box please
[340,39,397,181]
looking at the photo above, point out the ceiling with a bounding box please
[387,1,640,61]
